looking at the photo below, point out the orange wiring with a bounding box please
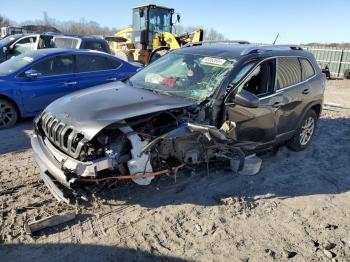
[77,164,184,183]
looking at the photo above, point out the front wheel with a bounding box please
[287,110,317,151]
[0,99,18,129]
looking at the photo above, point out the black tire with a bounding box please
[0,99,18,129]
[287,110,317,151]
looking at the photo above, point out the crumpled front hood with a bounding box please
[44,81,196,140]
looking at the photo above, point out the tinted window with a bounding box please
[30,55,74,77]
[54,37,80,48]
[76,55,119,72]
[277,57,302,89]
[83,41,106,52]
[109,58,121,69]
[300,58,315,80]
[239,59,275,97]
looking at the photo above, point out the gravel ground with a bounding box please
[0,80,350,262]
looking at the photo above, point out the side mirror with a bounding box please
[2,46,8,53]
[24,69,39,79]
[177,14,181,23]
[227,89,260,108]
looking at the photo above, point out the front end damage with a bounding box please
[32,107,255,204]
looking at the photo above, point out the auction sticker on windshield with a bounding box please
[201,57,227,65]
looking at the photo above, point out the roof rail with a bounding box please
[241,44,304,55]
[182,40,250,48]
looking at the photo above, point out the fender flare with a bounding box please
[296,100,323,128]
[0,94,21,117]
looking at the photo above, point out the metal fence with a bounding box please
[303,46,350,78]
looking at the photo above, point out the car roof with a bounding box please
[176,43,315,61]
[24,48,113,57]
[16,32,104,41]
[49,33,104,40]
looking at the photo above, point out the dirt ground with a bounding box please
[0,80,350,262]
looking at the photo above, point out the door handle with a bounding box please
[64,81,77,86]
[272,102,282,108]
[106,77,117,81]
[302,88,310,95]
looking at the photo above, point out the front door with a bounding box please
[224,59,278,146]
[15,54,77,115]
[8,35,39,58]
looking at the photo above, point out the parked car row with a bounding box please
[0,48,141,128]
[0,32,112,63]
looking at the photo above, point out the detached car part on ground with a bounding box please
[31,43,325,203]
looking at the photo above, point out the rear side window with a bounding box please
[30,55,74,77]
[277,57,302,89]
[300,58,315,80]
[54,37,80,48]
[76,54,119,73]
[83,41,105,52]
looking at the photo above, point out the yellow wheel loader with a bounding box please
[109,4,203,65]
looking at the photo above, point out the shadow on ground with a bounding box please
[0,118,33,154]
[0,243,186,262]
[92,116,350,208]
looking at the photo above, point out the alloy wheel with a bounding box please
[299,116,315,146]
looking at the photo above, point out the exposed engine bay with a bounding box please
[35,105,251,194]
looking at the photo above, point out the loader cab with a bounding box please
[132,4,175,49]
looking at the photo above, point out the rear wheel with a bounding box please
[287,110,317,151]
[0,99,18,129]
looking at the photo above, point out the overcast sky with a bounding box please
[1,0,348,44]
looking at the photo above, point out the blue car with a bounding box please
[0,48,141,128]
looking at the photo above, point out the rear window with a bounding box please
[277,57,302,89]
[83,41,107,52]
[54,37,80,48]
[300,58,315,80]
[76,54,120,72]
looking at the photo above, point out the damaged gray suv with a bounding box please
[31,42,325,203]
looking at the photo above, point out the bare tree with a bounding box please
[0,15,10,27]
[175,25,227,40]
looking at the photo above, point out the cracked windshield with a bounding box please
[129,52,235,100]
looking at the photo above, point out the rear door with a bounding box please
[272,57,309,139]
[15,54,77,114]
[74,54,122,90]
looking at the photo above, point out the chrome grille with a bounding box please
[40,112,87,159]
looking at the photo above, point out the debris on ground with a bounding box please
[283,250,297,259]
[195,224,202,232]
[230,154,262,175]
[323,249,335,259]
[24,212,76,234]
[325,223,338,230]
[265,248,276,259]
